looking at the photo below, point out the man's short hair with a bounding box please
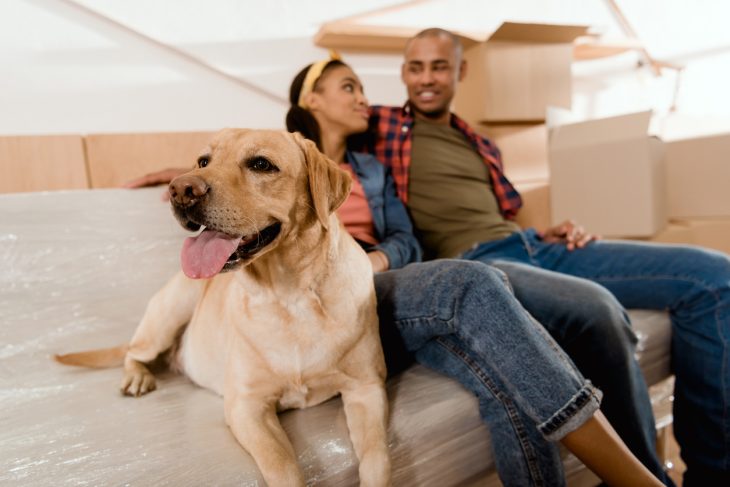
[406,27,463,63]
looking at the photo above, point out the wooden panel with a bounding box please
[0,135,88,193]
[85,131,215,188]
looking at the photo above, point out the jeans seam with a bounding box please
[434,335,545,487]
[517,230,541,266]
[596,273,730,425]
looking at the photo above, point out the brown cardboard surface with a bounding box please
[643,223,695,246]
[513,179,551,231]
[85,131,215,188]
[313,21,487,52]
[454,23,586,123]
[314,21,586,52]
[685,219,730,255]
[474,123,548,183]
[548,111,667,237]
[643,219,730,255]
[487,22,588,43]
[0,135,88,193]
[456,42,573,123]
[664,133,730,218]
[314,22,419,52]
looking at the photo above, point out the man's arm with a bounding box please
[122,167,189,189]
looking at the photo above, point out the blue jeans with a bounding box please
[462,228,730,486]
[375,260,601,487]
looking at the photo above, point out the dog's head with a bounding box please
[169,129,351,279]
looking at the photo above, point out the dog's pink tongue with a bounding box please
[181,229,243,279]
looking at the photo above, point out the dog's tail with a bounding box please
[54,344,128,368]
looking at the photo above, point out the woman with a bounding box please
[286,54,663,487]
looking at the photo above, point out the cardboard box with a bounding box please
[685,219,730,255]
[642,222,695,246]
[663,133,730,218]
[475,123,548,183]
[644,219,730,256]
[513,179,551,231]
[454,22,588,123]
[548,110,667,237]
[314,22,479,52]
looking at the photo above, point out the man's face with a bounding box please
[401,34,464,122]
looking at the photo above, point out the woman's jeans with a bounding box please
[461,228,730,486]
[375,259,601,487]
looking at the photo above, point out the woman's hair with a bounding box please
[285,59,346,151]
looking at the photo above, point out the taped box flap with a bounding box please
[487,22,589,44]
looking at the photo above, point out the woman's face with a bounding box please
[308,65,369,138]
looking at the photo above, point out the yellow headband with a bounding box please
[297,50,342,110]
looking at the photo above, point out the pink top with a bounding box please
[336,163,379,246]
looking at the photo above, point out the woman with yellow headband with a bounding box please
[286,55,663,487]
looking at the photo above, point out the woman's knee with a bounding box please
[419,259,512,297]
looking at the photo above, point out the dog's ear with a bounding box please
[293,133,352,230]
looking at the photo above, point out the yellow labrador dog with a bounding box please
[56,129,391,486]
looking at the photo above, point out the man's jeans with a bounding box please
[462,228,730,486]
[375,260,601,487]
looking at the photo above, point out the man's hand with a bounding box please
[539,220,600,251]
[122,167,189,189]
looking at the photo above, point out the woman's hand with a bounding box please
[539,220,600,251]
[367,250,390,273]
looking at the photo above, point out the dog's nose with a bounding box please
[169,175,209,208]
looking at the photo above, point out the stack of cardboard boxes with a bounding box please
[647,115,730,254]
[451,23,729,255]
[543,109,730,255]
[451,22,588,230]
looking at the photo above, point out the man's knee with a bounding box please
[554,281,638,353]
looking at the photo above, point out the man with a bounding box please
[368,27,730,487]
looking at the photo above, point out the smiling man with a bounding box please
[367,27,730,487]
[397,30,521,261]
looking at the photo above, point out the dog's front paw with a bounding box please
[120,363,157,397]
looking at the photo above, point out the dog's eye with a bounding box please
[198,156,210,168]
[248,157,278,173]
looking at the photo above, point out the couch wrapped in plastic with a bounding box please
[0,188,673,486]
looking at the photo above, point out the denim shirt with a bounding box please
[346,151,422,269]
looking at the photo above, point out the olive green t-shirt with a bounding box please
[408,119,519,259]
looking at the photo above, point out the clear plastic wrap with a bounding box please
[0,188,495,486]
[0,188,672,486]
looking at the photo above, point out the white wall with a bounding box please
[2,0,730,136]
[0,0,404,135]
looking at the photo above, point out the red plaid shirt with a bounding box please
[368,104,522,219]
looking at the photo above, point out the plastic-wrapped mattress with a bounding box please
[0,188,672,486]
